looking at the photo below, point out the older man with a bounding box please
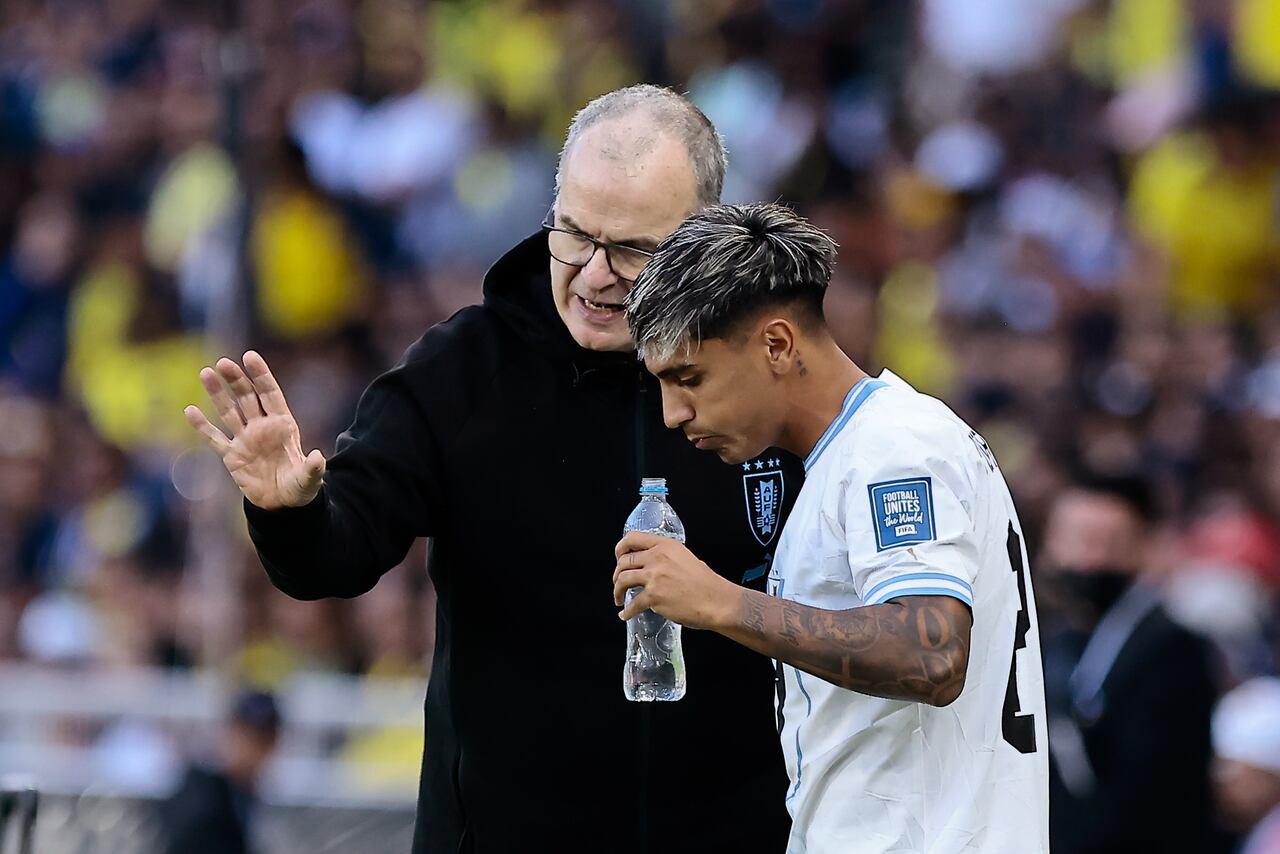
[185,86,799,853]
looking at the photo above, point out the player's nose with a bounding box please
[662,391,694,430]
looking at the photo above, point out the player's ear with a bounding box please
[761,318,799,376]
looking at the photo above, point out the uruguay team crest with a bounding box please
[742,457,785,546]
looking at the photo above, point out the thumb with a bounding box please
[303,449,326,485]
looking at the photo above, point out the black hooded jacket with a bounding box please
[244,232,803,852]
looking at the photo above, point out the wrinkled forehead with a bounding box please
[558,119,699,243]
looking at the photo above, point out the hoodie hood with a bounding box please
[482,230,640,382]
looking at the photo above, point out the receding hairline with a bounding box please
[555,85,727,207]
[558,112,700,193]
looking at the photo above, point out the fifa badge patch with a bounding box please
[741,457,785,547]
[868,477,936,551]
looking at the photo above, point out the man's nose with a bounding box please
[662,389,694,430]
[578,246,619,290]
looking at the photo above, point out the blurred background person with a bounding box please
[1039,473,1230,854]
[1213,677,1280,854]
[157,689,281,854]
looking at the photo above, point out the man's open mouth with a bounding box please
[582,297,623,312]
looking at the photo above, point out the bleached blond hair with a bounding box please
[626,203,837,361]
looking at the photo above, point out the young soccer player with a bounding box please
[614,203,1049,853]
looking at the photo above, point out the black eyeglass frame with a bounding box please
[541,209,656,282]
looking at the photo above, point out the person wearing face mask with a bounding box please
[1039,472,1231,854]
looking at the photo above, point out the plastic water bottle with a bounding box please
[623,477,687,702]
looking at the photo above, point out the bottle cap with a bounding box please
[639,477,668,495]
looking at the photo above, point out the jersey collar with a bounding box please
[803,374,890,472]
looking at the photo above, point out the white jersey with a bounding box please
[768,370,1048,854]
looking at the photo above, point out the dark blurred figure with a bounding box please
[1039,473,1231,854]
[1213,677,1280,854]
[157,690,281,854]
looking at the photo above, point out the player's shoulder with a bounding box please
[845,376,976,463]
[808,376,994,515]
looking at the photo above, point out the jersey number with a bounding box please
[769,577,787,734]
[1001,524,1037,753]
[774,658,786,734]
[773,532,1038,750]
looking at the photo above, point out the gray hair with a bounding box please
[626,203,837,362]
[555,84,727,207]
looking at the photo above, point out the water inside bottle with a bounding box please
[623,478,687,702]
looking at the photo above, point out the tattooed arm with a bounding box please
[614,532,972,707]
[721,590,971,706]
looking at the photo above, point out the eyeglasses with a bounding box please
[542,210,655,283]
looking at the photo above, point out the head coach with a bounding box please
[184,85,802,853]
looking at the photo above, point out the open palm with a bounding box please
[184,351,326,510]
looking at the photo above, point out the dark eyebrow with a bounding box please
[559,213,659,252]
[655,363,696,381]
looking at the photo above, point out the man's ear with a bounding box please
[760,317,800,377]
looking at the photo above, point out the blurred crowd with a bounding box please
[2,0,1280,845]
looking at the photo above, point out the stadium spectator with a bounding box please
[1039,473,1231,854]
[1212,677,1280,854]
[157,689,282,854]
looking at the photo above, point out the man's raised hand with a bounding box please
[184,350,326,510]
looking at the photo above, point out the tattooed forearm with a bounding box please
[720,592,972,706]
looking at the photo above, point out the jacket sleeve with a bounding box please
[242,334,450,600]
